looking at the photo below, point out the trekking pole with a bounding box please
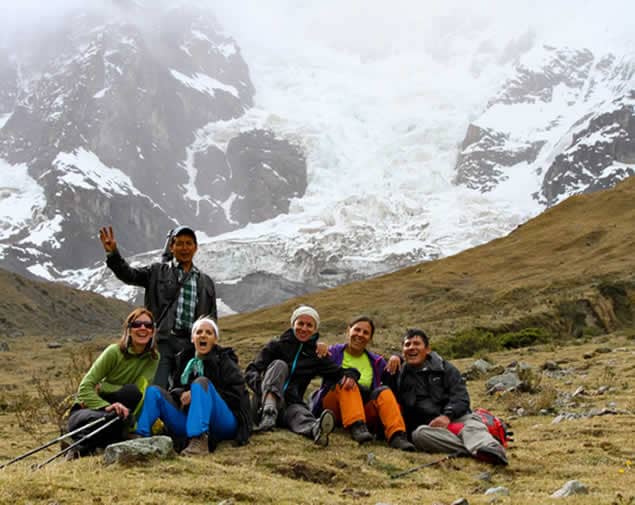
[34,414,120,470]
[389,452,461,479]
[0,415,109,470]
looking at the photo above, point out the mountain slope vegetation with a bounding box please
[0,178,633,504]
[222,176,635,357]
[0,268,131,338]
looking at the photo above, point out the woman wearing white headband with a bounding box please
[134,316,251,454]
[245,305,360,447]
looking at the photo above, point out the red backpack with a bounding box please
[447,408,513,447]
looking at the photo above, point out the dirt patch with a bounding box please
[275,460,337,484]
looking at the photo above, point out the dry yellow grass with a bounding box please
[1,332,634,504]
[1,178,634,503]
[220,176,635,354]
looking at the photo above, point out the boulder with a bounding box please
[103,436,175,465]
[486,372,521,393]
[484,486,510,496]
[551,480,589,498]
[464,359,495,380]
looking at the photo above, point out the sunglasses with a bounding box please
[129,320,155,329]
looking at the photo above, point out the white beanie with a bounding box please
[290,305,320,329]
[191,317,219,341]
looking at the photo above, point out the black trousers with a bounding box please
[153,334,193,389]
[66,384,141,455]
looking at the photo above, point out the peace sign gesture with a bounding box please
[98,226,118,253]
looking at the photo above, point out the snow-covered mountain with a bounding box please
[0,2,306,278]
[1,1,633,314]
[456,46,634,206]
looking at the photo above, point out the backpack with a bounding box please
[160,228,176,262]
[447,408,513,447]
[474,408,513,447]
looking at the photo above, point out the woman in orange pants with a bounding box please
[310,316,415,451]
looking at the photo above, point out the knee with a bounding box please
[144,385,161,401]
[412,425,426,438]
[370,385,390,401]
[120,383,141,395]
[338,381,361,395]
[267,360,289,375]
[411,425,435,443]
[263,360,289,386]
[119,383,142,406]
[191,376,212,392]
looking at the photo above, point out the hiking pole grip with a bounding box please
[0,415,108,470]
[34,413,120,470]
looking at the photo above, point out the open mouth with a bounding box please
[198,340,209,349]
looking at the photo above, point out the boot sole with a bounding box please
[314,410,335,447]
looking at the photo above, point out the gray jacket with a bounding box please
[106,249,217,338]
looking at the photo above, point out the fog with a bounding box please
[1,0,634,55]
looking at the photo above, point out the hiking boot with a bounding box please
[475,442,508,466]
[64,448,80,461]
[389,431,415,452]
[313,409,335,447]
[256,406,277,432]
[349,421,373,444]
[181,433,209,456]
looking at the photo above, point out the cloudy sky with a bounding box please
[1,0,634,55]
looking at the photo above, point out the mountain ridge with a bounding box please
[220,176,635,356]
[0,176,632,344]
[0,3,633,315]
[0,268,130,338]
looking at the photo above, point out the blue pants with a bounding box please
[136,377,237,440]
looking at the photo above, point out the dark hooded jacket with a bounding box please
[173,345,251,449]
[386,351,471,434]
[245,328,360,406]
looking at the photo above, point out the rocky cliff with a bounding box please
[455,46,634,205]
[0,3,306,278]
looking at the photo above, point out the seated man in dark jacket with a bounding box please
[245,305,360,447]
[386,328,508,465]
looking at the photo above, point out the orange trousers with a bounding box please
[321,384,406,441]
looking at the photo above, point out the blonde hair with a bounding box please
[119,307,158,359]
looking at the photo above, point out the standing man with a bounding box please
[99,225,217,388]
[387,328,508,465]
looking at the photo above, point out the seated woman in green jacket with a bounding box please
[65,307,159,458]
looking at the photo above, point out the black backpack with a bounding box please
[160,228,176,262]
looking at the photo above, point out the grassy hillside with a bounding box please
[0,269,131,338]
[222,176,635,358]
[0,330,633,504]
[0,177,633,504]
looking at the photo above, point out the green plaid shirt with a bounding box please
[174,263,199,331]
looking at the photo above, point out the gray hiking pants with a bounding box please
[261,359,317,438]
[411,413,497,455]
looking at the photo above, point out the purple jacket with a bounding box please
[310,343,388,416]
